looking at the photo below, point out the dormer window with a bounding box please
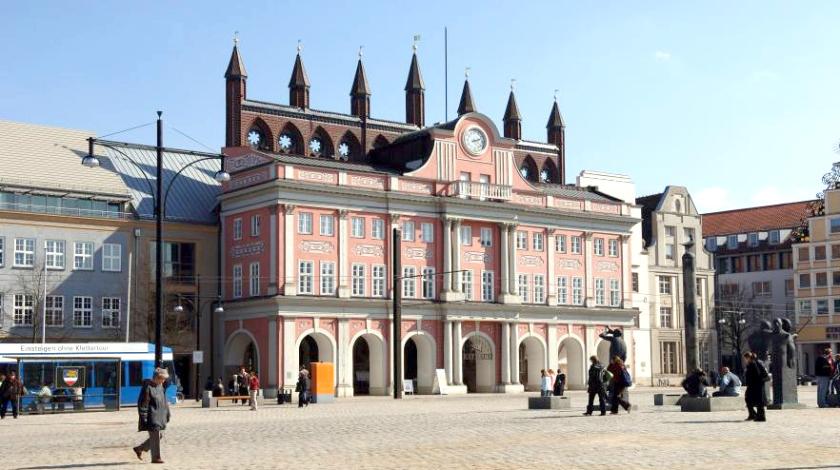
[748,232,759,247]
[727,235,738,249]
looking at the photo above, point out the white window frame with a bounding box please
[481,271,494,302]
[372,265,386,297]
[461,270,473,300]
[233,218,243,241]
[45,295,64,327]
[421,223,434,243]
[422,267,435,299]
[320,262,336,296]
[351,217,365,238]
[608,239,618,257]
[480,227,492,247]
[768,230,780,245]
[594,238,604,256]
[516,231,528,250]
[101,297,120,329]
[402,266,416,298]
[534,274,545,304]
[371,218,385,240]
[72,296,93,328]
[659,276,672,294]
[557,277,568,305]
[249,262,260,296]
[571,236,582,254]
[73,241,94,271]
[572,277,583,305]
[533,233,544,252]
[102,243,122,272]
[831,218,840,234]
[610,279,620,307]
[298,212,313,234]
[232,264,243,298]
[402,221,415,241]
[726,235,738,249]
[748,232,759,247]
[0,236,5,266]
[46,239,66,269]
[518,274,529,303]
[556,235,567,253]
[320,215,335,237]
[298,261,314,295]
[14,238,35,268]
[251,214,262,237]
[665,243,675,261]
[352,263,366,297]
[460,226,472,246]
[595,278,606,306]
[13,294,34,326]
[659,307,673,328]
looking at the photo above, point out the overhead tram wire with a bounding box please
[95,121,156,140]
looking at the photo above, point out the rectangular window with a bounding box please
[73,241,93,270]
[632,273,639,293]
[595,278,606,306]
[480,227,492,247]
[659,276,672,294]
[44,239,65,269]
[45,295,63,327]
[608,239,618,257]
[460,226,472,246]
[665,226,676,238]
[610,279,620,307]
[351,217,365,238]
[422,267,435,299]
[800,300,812,315]
[659,307,673,328]
[73,296,92,328]
[799,273,811,288]
[516,231,528,250]
[402,221,415,241]
[251,214,262,237]
[517,274,529,303]
[834,272,840,287]
[534,275,545,303]
[298,261,314,294]
[769,230,781,245]
[461,270,474,300]
[557,277,568,305]
[833,245,840,260]
[817,299,829,315]
[764,253,778,270]
[533,233,544,252]
[102,297,120,328]
[831,218,840,233]
[594,238,604,256]
[372,218,385,240]
[420,223,434,243]
[321,262,336,296]
[232,265,243,298]
[102,243,121,272]
[571,236,582,254]
[481,271,494,302]
[835,299,840,314]
[402,267,416,298]
[321,215,336,236]
[556,235,567,253]
[249,262,260,296]
[752,281,771,296]
[572,277,583,305]
[233,218,243,240]
[0,237,4,266]
[705,237,717,251]
[684,228,695,243]
[665,243,675,260]
[815,246,827,261]
[298,212,313,234]
[13,294,34,326]
[816,272,828,287]
[14,238,35,267]
[785,279,794,296]
[727,235,738,249]
[372,265,386,297]
[748,232,759,247]
[798,247,810,262]
[352,264,366,297]
[661,342,678,374]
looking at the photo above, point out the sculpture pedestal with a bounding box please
[653,393,682,406]
[680,396,743,412]
[768,402,806,410]
[528,396,571,409]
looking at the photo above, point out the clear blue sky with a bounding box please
[3,1,839,212]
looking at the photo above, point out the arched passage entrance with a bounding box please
[597,340,612,366]
[298,332,335,374]
[518,336,546,391]
[558,336,585,389]
[225,331,260,378]
[462,334,495,393]
[350,333,386,396]
[403,333,436,394]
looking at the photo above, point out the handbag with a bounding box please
[621,368,633,387]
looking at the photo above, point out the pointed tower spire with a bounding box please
[546,90,566,184]
[457,68,476,116]
[225,32,247,147]
[350,47,371,118]
[404,36,425,127]
[503,79,521,140]
[289,41,311,108]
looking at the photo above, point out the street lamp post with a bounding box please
[174,292,225,399]
[82,112,230,369]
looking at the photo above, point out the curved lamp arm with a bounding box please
[162,156,224,218]
[97,143,157,199]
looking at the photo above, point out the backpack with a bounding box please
[601,369,613,384]
[621,368,633,387]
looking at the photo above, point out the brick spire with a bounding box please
[224,38,247,79]
[225,34,247,147]
[404,49,425,127]
[350,50,371,118]
[289,42,310,109]
[457,76,476,116]
[546,93,566,184]
[503,82,521,140]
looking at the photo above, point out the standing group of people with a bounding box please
[815,347,840,408]
[219,367,261,411]
[0,371,23,419]
[584,355,632,416]
[539,369,566,397]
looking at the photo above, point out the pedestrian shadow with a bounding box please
[15,463,128,469]
[673,420,745,424]
[764,467,840,470]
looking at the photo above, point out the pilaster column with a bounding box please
[338,210,350,298]
[453,320,463,385]
[267,317,278,387]
[444,319,453,385]
[620,234,632,308]
[282,317,296,389]
[283,204,297,296]
[584,232,594,307]
[499,223,510,296]
[337,318,351,396]
[452,219,462,293]
[546,229,556,305]
[442,217,453,295]
[508,225,518,296]
[501,322,511,384]
[268,204,279,295]
[510,321,520,384]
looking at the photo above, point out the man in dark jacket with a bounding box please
[133,368,171,464]
[0,370,23,419]
[682,369,710,398]
[583,356,606,416]
[297,369,310,408]
[815,348,834,408]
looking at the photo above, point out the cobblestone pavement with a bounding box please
[2,386,837,470]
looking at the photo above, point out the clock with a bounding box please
[462,127,488,155]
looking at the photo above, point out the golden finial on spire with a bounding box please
[233,31,239,46]
[297,40,303,54]
[412,34,421,52]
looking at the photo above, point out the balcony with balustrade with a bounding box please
[448,180,512,202]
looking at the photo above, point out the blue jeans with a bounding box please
[817,377,831,407]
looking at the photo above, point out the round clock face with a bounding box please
[462,127,488,155]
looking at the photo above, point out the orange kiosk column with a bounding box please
[310,362,335,403]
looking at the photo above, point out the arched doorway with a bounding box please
[462,334,495,393]
[597,340,612,366]
[519,336,546,391]
[225,331,260,378]
[299,335,319,371]
[558,337,585,389]
[352,337,371,395]
[403,333,436,394]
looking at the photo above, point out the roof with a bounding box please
[503,91,521,121]
[533,184,619,202]
[457,80,476,115]
[546,101,565,128]
[636,192,664,245]
[289,53,310,88]
[0,120,131,200]
[702,201,813,237]
[95,140,222,224]
[404,52,425,91]
[242,99,418,132]
[224,44,247,79]
[350,59,371,96]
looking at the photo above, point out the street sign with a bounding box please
[192,350,204,364]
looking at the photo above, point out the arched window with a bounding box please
[338,131,362,161]
[246,118,272,151]
[373,135,390,149]
[540,159,559,184]
[519,156,538,183]
[674,199,682,213]
[308,126,334,158]
[277,122,304,154]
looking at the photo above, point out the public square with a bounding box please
[2,387,836,470]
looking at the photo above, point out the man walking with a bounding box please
[0,370,23,419]
[248,372,260,411]
[815,348,834,408]
[583,356,607,416]
[133,368,171,464]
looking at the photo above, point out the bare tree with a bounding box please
[716,283,786,374]
[792,161,840,241]
[11,258,49,343]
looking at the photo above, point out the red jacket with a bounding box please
[249,376,260,391]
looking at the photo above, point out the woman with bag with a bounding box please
[607,356,631,414]
[553,368,566,397]
[743,352,768,422]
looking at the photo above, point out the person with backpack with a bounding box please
[583,356,607,416]
[607,356,632,414]
[744,352,769,422]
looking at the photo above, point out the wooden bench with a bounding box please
[214,396,251,407]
